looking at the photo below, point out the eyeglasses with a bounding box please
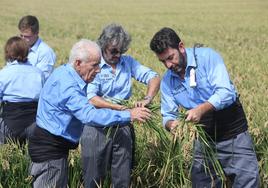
[108,48,122,56]
[20,34,35,39]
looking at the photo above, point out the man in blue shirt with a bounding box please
[150,28,259,187]
[28,39,151,188]
[0,36,44,145]
[18,15,56,80]
[81,24,160,188]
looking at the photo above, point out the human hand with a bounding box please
[135,98,151,107]
[185,102,214,123]
[166,120,179,134]
[185,108,203,123]
[129,107,151,122]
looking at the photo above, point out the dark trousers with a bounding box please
[29,157,68,188]
[191,131,259,188]
[0,118,35,145]
[0,101,37,145]
[81,125,133,188]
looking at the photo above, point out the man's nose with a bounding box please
[165,61,173,69]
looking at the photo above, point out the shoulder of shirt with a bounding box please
[56,64,81,84]
[0,62,39,77]
[191,47,218,56]
[45,65,76,87]
[120,55,136,63]
[35,38,56,54]
[162,70,172,82]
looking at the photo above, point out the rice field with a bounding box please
[0,0,267,187]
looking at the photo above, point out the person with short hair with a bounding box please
[0,36,44,145]
[18,15,56,80]
[150,27,259,187]
[28,39,151,188]
[81,24,160,188]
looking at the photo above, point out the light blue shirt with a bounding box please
[28,38,56,80]
[87,55,158,100]
[161,48,237,127]
[36,64,131,143]
[0,60,44,102]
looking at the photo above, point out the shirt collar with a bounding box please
[100,56,123,69]
[6,60,19,66]
[6,60,32,66]
[30,38,41,52]
[185,48,197,68]
[169,48,197,77]
[64,64,87,90]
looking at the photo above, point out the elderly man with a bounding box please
[81,24,160,188]
[150,27,259,188]
[18,15,56,80]
[28,39,151,188]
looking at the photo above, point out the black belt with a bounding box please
[2,101,38,137]
[29,126,78,162]
[200,98,248,142]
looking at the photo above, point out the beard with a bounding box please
[173,51,187,74]
[104,56,120,65]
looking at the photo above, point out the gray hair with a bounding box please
[97,23,131,53]
[68,39,101,66]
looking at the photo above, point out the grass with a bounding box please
[0,0,267,187]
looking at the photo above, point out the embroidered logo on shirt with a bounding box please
[172,84,186,94]
[100,74,113,81]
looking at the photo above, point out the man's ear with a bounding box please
[74,60,81,71]
[178,41,185,53]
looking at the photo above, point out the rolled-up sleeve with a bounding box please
[128,56,158,84]
[205,49,236,110]
[160,75,178,127]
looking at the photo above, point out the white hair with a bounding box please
[68,39,101,66]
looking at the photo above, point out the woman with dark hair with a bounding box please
[0,36,44,145]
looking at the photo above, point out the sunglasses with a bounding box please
[108,48,122,55]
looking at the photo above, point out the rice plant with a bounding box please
[0,140,31,188]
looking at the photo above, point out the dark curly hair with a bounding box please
[150,27,181,54]
[4,36,29,62]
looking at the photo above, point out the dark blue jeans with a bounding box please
[191,131,259,188]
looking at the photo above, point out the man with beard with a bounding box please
[81,24,160,188]
[18,15,56,80]
[149,27,259,187]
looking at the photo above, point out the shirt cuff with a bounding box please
[87,92,97,100]
[208,94,222,110]
[118,110,131,122]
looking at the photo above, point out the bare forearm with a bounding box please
[146,76,160,100]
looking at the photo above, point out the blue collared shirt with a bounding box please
[0,60,44,102]
[28,38,56,80]
[36,64,131,143]
[87,55,158,100]
[161,48,237,126]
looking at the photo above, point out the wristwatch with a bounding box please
[144,96,153,102]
